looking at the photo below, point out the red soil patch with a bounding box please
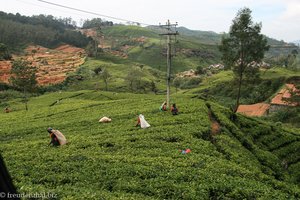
[237,103,270,117]
[208,109,221,135]
[0,44,86,85]
[271,84,298,106]
[211,120,220,136]
[0,61,12,83]
[55,44,85,54]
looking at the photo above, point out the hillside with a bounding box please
[190,68,300,104]
[96,25,222,72]
[85,24,297,74]
[64,56,167,92]
[1,12,298,92]
[0,91,299,199]
[0,44,86,85]
[0,13,91,50]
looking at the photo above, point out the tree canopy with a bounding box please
[9,59,37,92]
[82,18,113,29]
[100,68,111,91]
[0,12,91,50]
[0,43,11,60]
[9,59,37,110]
[219,7,269,112]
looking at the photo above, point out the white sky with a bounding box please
[1,0,300,42]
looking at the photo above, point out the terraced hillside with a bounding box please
[0,91,299,199]
[91,25,222,72]
[0,44,86,85]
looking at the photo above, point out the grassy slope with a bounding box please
[101,25,221,73]
[0,91,299,199]
[186,68,300,107]
[189,67,300,93]
[66,56,167,92]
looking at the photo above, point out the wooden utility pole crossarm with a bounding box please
[159,20,179,108]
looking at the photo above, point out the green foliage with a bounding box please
[99,68,111,91]
[290,54,300,71]
[0,12,91,49]
[1,9,300,199]
[125,68,145,92]
[173,77,202,89]
[0,42,12,60]
[100,25,221,73]
[176,27,221,45]
[102,25,158,39]
[9,59,37,92]
[9,59,37,110]
[0,91,300,199]
[219,7,269,112]
[62,58,166,93]
[197,77,285,107]
[0,82,11,91]
[93,66,102,75]
[85,40,98,57]
[269,107,300,128]
[0,89,23,109]
[82,18,113,29]
[219,8,269,70]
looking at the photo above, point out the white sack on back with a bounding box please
[53,130,67,145]
[139,114,150,129]
[99,117,112,123]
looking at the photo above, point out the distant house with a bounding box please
[237,84,299,117]
[237,103,270,117]
[176,69,198,78]
[269,84,299,112]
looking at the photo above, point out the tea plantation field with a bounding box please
[0,90,299,199]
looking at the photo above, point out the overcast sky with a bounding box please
[1,0,300,42]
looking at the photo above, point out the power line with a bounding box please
[15,0,86,19]
[37,0,155,26]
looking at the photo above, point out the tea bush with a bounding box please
[0,90,299,199]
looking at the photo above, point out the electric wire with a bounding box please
[37,0,157,27]
[15,0,86,19]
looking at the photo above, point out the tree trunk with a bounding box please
[94,40,98,58]
[104,80,108,91]
[234,45,245,113]
[234,70,243,113]
[24,88,28,111]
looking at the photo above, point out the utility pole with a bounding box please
[159,20,178,108]
[94,24,102,58]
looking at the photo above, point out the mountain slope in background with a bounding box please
[0,11,298,76]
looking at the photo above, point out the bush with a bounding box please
[1,91,300,199]
[269,107,300,127]
[173,77,202,89]
[0,89,23,100]
[200,78,285,105]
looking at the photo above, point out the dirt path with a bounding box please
[207,106,221,136]
[211,119,220,135]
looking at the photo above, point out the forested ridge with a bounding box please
[0,12,91,50]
